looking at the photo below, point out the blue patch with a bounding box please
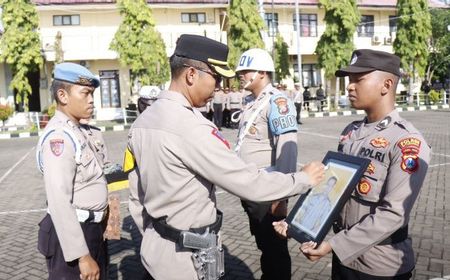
[268,93,297,135]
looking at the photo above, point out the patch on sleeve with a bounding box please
[370,137,389,148]
[50,139,64,156]
[398,137,421,174]
[269,94,297,135]
[358,179,371,194]
[397,137,421,153]
[400,153,419,174]
[212,128,230,149]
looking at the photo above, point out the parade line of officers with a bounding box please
[36,33,430,280]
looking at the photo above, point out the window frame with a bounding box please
[293,13,317,37]
[53,15,80,26]
[181,12,206,23]
[264,13,279,37]
[357,15,375,37]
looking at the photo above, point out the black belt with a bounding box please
[152,210,223,244]
[333,224,408,245]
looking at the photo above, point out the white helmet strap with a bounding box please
[243,71,259,89]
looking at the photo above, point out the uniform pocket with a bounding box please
[37,215,57,257]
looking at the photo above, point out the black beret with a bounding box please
[335,49,401,77]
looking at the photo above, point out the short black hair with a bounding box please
[51,80,73,104]
[169,55,210,79]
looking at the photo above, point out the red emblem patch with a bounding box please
[398,137,421,154]
[366,162,375,175]
[50,139,64,156]
[370,137,389,148]
[400,153,419,174]
[274,97,289,115]
[211,128,230,149]
[358,179,371,194]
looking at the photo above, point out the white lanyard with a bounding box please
[234,93,271,153]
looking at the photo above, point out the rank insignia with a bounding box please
[376,116,391,130]
[50,139,64,156]
[398,137,421,154]
[273,97,289,115]
[358,179,371,194]
[212,128,230,149]
[366,162,375,175]
[370,137,389,148]
[400,153,419,174]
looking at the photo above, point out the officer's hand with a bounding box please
[301,161,325,186]
[272,219,289,239]
[300,241,332,261]
[79,254,100,280]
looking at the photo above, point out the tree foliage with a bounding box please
[0,0,43,111]
[54,31,64,64]
[273,34,290,83]
[227,0,265,72]
[426,8,450,83]
[315,0,360,79]
[393,0,431,80]
[110,0,169,91]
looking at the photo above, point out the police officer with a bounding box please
[234,48,298,280]
[125,34,325,280]
[275,49,431,280]
[293,83,303,124]
[228,85,242,129]
[36,63,108,280]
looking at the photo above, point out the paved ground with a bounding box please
[0,109,449,280]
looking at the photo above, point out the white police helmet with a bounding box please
[235,48,275,73]
[139,85,160,99]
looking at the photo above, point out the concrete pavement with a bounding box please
[0,110,449,279]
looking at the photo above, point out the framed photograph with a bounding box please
[286,151,370,244]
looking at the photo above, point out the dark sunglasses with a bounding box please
[183,64,222,84]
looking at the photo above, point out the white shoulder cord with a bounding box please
[234,93,271,153]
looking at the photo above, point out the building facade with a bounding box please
[0,0,447,119]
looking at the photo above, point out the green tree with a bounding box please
[315,0,360,109]
[393,0,431,102]
[425,8,450,83]
[227,0,265,75]
[110,0,169,93]
[0,0,43,111]
[54,31,64,64]
[273,34,290,83]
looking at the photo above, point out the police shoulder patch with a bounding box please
[50,139,64,156]
[397,137,421,153]
[268,94,297,135]
[212,128,230,149]
[398,137,421,174]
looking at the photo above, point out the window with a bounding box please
[99,70,121,108]
[264,13,278,37]
[357,15,374,37]
[389,15,397,34]
[293,14,317,37]
[53,15,80,26]
[181,13,206,23]
[293,63,321,87]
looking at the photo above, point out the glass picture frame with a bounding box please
[286,151,370,244]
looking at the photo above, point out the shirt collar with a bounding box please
[157,90,193,109]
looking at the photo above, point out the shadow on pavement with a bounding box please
[223,245,255,280]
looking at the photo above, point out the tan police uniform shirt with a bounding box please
[227,90,243,110]
[212,89,226,110]
[238,84,298,172]
[127,90,312,280]
[37,110,108,261]
[329,109,431,276]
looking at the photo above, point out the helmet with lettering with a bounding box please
[235,48,275,73]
